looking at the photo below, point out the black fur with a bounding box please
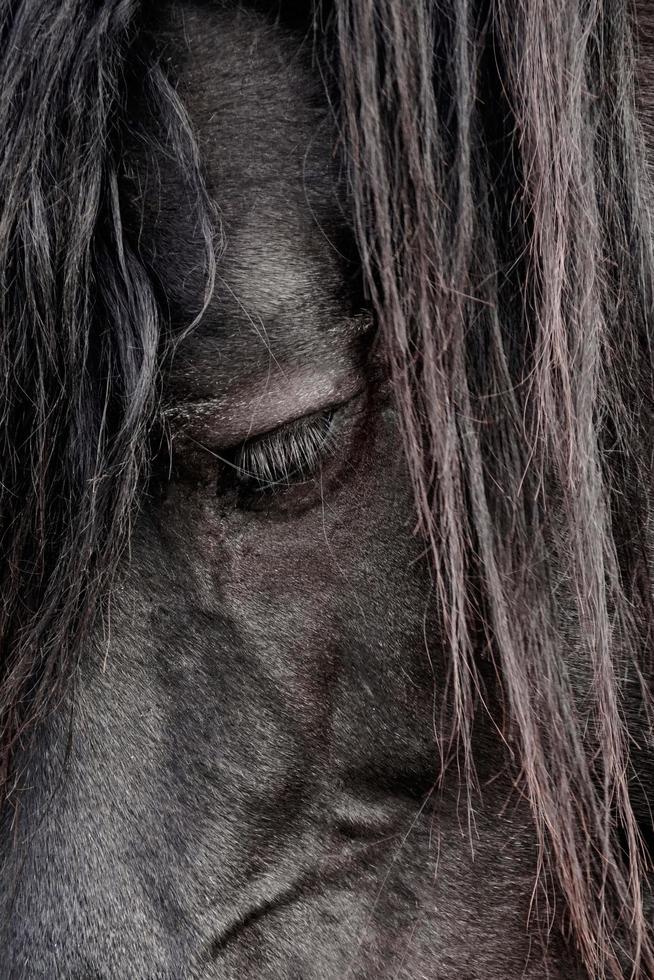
[0,1,652,977]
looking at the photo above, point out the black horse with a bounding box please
[0,1,653,977]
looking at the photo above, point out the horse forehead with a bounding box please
[176,3,327,181]
[153,1,351,392]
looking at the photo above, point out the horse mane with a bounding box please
[0,0,214,783]
[0,1,652,976]
[334,2,654,975]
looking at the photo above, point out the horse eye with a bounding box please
[160,385,370,511]
[218,409,337,502]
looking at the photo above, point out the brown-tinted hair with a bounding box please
[334,0,654,975]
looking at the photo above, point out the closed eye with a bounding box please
[161,381,377,514]
[203,397,364,513]
[226,409,336,493]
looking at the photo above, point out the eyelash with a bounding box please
[222,410,336,495]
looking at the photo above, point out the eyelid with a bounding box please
[164,376,366,455]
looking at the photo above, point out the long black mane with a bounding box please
[0,1,653,976]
